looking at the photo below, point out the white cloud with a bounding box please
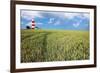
[48,18,55,24]
[54,21,60,25]
[26,22,32,27]
[72,20,82,27]
[73,23,80,27]
[21,10,43,20]
[64,13,90,19]
[21,21,24,25]
[64,13,79,19]
[36,22,43,25]
[49,12,89,21]
[82,13,90,19]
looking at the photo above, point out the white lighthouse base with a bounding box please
[32,26,35,29]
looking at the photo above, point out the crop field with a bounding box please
[21,29,89,63]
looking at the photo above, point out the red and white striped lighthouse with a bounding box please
[31,19,35,29]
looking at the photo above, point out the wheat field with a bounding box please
[21,29,89,63]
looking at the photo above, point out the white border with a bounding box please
[16,4,94,69]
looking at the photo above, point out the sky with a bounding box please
[20,10,90,31]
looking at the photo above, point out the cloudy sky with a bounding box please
[21,10,90,30]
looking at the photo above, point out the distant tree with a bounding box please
[26,26,30,29]
[35,26,40,29]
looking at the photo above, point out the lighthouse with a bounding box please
[31,19,35,29]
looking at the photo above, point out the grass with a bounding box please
[21,29,89,63]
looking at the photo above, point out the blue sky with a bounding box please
[21,10,90,30]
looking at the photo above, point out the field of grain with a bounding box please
[21,29,89,63]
